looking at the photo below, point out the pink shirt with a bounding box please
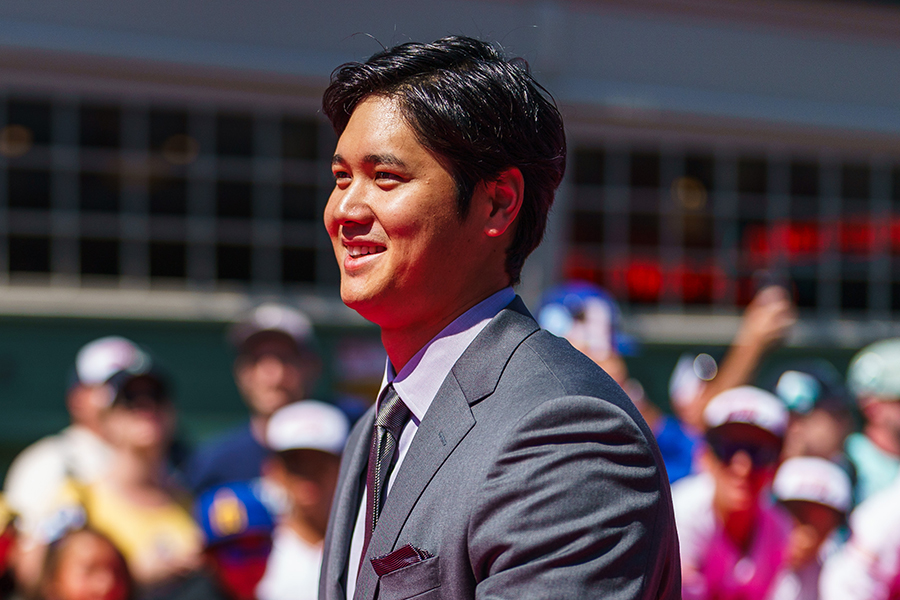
[673,472,792,600]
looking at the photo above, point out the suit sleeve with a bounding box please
[467,395,679,600]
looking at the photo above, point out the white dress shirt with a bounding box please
[345,287,515,599]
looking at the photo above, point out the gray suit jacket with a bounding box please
[320,298,680,600]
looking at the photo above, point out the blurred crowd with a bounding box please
[0,282,898,600]
[0,303,346,600]
[537,281,900,600]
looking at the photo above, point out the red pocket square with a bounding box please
[371,543,433,577]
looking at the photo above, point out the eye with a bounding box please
[332,170,351,186]
[375,171,402,181]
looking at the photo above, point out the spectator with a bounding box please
[5,337,147,593]
[845,338,900,502]
[38,528,132,600]
[537,281,631,385]
[819,474,900,600]
[4,337,146,537]
[772,362,857,496]
[190,481,275,600]
[539,281,698,482]
[255,401,348,600]
[770,456,852,600]
[185,304,321,495]
[673,386,790,600]
[41,366,202,591]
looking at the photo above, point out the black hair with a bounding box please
[323,35,567,284]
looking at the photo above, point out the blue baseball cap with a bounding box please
[195,481,275,548]
[537,281,637,356]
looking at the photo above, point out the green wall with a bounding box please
[0,315,382,477]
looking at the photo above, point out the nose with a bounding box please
[324,179,373,236]
[729,450,754,478]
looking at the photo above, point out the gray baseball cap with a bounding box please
[847,338,900,402]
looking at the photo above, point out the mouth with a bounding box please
[346,244,386,258]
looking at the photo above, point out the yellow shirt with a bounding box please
[58,480,202,583]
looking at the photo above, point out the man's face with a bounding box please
[235,333,307,418]
[324,96,498,331]
[706,425,781,517]
[103,376,174,452]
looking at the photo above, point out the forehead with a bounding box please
[334,96,427,161]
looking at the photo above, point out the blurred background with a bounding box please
[0,0,898,472]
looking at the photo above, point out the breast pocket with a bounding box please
[378,555,441,600]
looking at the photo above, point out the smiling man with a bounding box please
[319,36,680,600]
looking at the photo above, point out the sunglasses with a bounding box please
[116,383,169,409]
[709,440,780,469]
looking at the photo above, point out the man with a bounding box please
[769,456,852,600]
[819,472,900,600]
[672,386,791,600]
[256,400,348,600]
[773,361,857,497]
[318,36,679,600]
[4,337,145,538]
[844,338,900,502]
[186,303,321,494]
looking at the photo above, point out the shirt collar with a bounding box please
[379,287,516,423]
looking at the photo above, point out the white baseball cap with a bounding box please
[704,385,788,438]
[266,400,349,455]
[74,336,150,386]
[230,303,314,352]
[773,456,852,514]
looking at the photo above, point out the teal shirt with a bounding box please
[846,432,900,503]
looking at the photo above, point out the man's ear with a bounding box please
[484,168,524,238]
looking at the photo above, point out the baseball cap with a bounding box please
[73,336,150,386]
[196,481,275,548]
[105,368,170,408]
[704,386,789,438]
[774,361,851,415]
[773,456,852,514]
[538,281,637,356]
[847,338,900,402]
[266,400,349,455]
[229,303,314,352]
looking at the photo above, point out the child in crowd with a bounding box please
[38,528,132,600]
[256,401,348,600]
[673,386,790,600]
[769,456,852,600]
[195,480,275,600]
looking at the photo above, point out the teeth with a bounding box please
[348,245,384,257]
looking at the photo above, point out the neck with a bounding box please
[714,501,758,551]
[287,511,327,546]
[249,414,270,444]
[110,447,165,488]
[380,286,509,372]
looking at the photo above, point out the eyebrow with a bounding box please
[331,153,408,168]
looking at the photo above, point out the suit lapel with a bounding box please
[323,408,374,600]
[353,297,539,599]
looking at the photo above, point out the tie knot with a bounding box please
[376,386,410,435]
